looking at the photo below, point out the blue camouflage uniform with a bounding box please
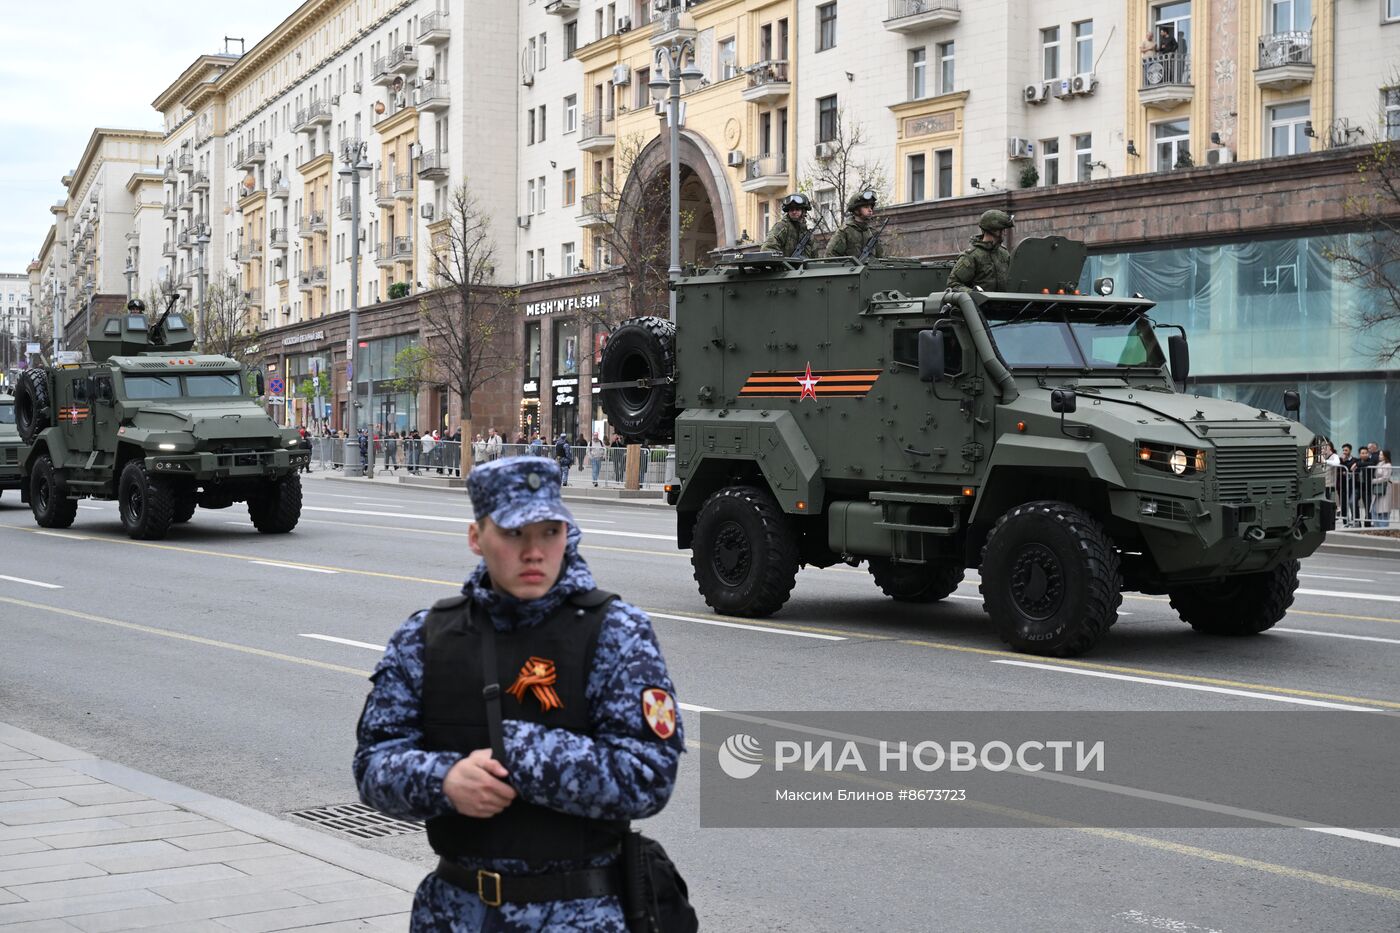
[353,457,684,932]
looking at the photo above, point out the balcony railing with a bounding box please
[269,179,289,199]
[310,210,328,232]
[296,215,319,238]
[177,154,193,173]
[295,100,332,132]
[373,44,418,82]
[391,235,414,261]
[578,110,616,150]
[742,61,790,102]
[418,9,449,43]
[1259,31,1312,68]
[418,148,449,180]
[883,0,961,32]
[177,229,192,249]
[244,287,263,306]
[163,200,178,219]
[163,165,178,183]
[577,191,613,226]
[742,155,787,193]
[298,265,327,290]
[375,181,396,206]
[236,141,268,168]
[375,242,395,268]
[162,241,176,258]
[338,196,353,220]
[1141,52,1191,88]
[394,173,415,199]
[190,170,209,191]
[270,227,288,248]
[417,80,449,112]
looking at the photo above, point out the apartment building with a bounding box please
[0,273,30,377]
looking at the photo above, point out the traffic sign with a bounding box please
[268,376,285,395]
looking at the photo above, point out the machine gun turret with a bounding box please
[87,295,196,363]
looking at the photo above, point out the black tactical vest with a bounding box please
[420,589,628,861]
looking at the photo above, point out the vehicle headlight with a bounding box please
[1136,441,1206,477]
[1169,449,1188,475]
[1305,446,1316,470]
[158,443,177,451]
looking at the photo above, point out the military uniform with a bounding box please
[949,237,1011,292]
[763,215,810,257]
[354,457,684,932]
[823,219,886,260]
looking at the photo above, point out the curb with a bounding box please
[1317,541,1400,562]
[0,721,424,894]
[306,472,673,509]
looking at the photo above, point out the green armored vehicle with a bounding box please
[12,302,308,540]
[599,237,1332,657]
[0,392,28,500]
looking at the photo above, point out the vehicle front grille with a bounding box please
[1213,445,1298,502]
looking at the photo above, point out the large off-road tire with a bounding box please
[598,317,677,441]
[14,368,52,445]
[248,474,302,533]
[171,485,197,524]
[29,454,77,529]
[1167,560,1299,636]
[118,461,174,540]
[691,485,799,617]
[979,501,1122,657]
[868,558,966,602]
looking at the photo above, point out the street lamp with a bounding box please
[50,275,63,357]
[194,231,209,343]
[649,39,704,324]
[338,140,372,476]
[124,258,136,302]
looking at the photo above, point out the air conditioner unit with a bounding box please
[617,15,633,32]
[402,43,415,55]
[420,204,435,220]
[612,64,632,85]
[1007,137,1034,160]
[1072,73,1097,95]
[331,94,341,105]
[814,141,837,158]
[726,150,745,167]
[517,215,531,228]
[1205,147,1235,166]
[1052,78,1074,99]
[1024,83,1050,105]
[522,73,534,87]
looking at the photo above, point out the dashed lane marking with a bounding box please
[648,611,845,641]
[1273,627,1400,646]
[33,530,89,540]
[251,560,338,574]
[300,633,389,651]
[1297,587,1400,604]
[1299,572,1374,582]
[0,574,62,589]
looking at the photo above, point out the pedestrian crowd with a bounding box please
[1322,440,1396,528]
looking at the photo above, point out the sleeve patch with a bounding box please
[641,687,678,740]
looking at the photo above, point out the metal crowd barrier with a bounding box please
[1328,461,1396,529]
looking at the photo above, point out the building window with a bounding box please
[1268,0,1309,33]
[527,109,536,146]
[636,68,650,108]
[564,95,578,133]
[1073,20,1093,75]
[814,187,837,226]
[1388,0,1400,21]
[935,150,953,198]
[937,41,955,94]
[1041,26,1060,80]
[817,3,837,51]
[907,153,926,202]
[1153,2,1193,58]
[562,242,576,276]
[1268,101,1310,156]
[759,202,771,237]
[526,250,536,283]
[538,32,547,69]
[1041,138,1060,185]
[526,179,536,214]
[538,105,547,142]
[565,21,578,58]
[817,95,838,143]
[563,168,576,206]
[554,317,579,376]
[1154,118,1191,170]
[1074,133,1093,180]
[909,48,926,99]
[718,38,737,80]
[1384,87,1400,140]
[537,176,546,214]
[525,321,541,379]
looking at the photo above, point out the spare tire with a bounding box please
[599,316,677,441]
[14,368,52,445]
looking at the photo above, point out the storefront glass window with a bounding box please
[526,321,541,379]
[554,317,579,376]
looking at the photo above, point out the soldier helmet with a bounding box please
[846,189,877,213]
[780,193,810,213]
[126,298,147,313]
[978,209,1015,232]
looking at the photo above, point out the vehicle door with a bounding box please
[54,371,95,470]
[89,373,117,470]
[884,318,990,483]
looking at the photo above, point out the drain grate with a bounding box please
[289,802,424,839]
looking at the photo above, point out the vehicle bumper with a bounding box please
[144,448,308,479]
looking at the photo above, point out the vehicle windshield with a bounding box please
[0,402,13,424]
[123,373,244,399]
[987,314,1166,370]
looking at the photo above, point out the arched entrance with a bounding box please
[622,130,738,263]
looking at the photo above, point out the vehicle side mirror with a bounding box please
[1167,334,1190,389]
[1050,388,1077,413]
[1282,389,1300,416]
[917,330,946,383]
[254,371,265,396]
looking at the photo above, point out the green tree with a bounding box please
[388,344,432,395]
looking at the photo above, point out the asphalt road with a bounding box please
[2,477,1398,933]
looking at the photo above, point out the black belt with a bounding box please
[434,858,622,907]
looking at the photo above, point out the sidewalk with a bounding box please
[1316,528,1400,562]
[300,465,670,508]
[0,722,421,932]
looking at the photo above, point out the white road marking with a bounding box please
[76,505,104,511]
[649,611,845,641]
[1114,909,1223,933]
[34,531,89,540]
[301,505,671,540]
[300,633,389,651]
[0,574,62,589]
[251,560,338,574]
[679,702,716,712]
[225,521,255,527]
[990,659,1381,711]
[1304,827,1400,848]
[355,501,402,509]
[1297,587,1400,604]
[1299,572,1373,583]
[1274,627,1400,646]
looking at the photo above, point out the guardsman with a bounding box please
[354,456,684,931]
[949,210,1014,292]
[823,189,886,260]
[763,192,813,257]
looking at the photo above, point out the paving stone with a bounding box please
[139,922,240,933]
[288,878,404,904]
[16,776,103,790]
[7,863,246,902]
[66,889,315,933]
[0,780,31,791]
[0,764,77,777]
[0,841,178,872]
[172,831,266,851]
[90,842,291,874]
[223,853,339,877]
[0,788,87,805]
[0,799,78,818]
[0,919,85,932]
[113,810,204,828]
[2,802,175,827]
[40,819,228,849]
[0,838,53,856]
[0,819,130,843]
[0,890,170,926]
[151,867,361,903]
[55,788,147,807]
[211,894,414,933]
[0,862,107,887]
[0,888,23,906]
[275,918,410,933]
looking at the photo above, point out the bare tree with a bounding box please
[799,109,891,232]
[195,278,253,360]
[1326,135,1400,363]
[420,181,519,471]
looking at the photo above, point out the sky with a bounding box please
[0,0,297,275]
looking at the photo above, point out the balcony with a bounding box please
[1256,31,1314,90]
[270,227,289,249]
[375,181,396,207]
[177,229,192,249]
[375,242,396,269]
[177,275,193,294]
[651,8,696,47]
[372,44,419,85]
[179,191,194,211]
[741,155,787,193]
[418,9,450,44]
[298,266,327,291]
[190,170,209,192]
[417,80,449,113]
[162,240,176,259]
[235,141,268,169]
[391,235,414,261]
[577,191,613,227]
[233,245,252,264]
[418,148,449,180]
[244,287,263,306]
[163,164,178,183]
[1139,53,1193,110]
[177,154,194,174]
[338,196,353,220]
[394,173,415,200]
[882,0,960,33]
[297,214,322,239]
[742,61,790,103]
[269,179,289,200]
[310,210,328,233]
[578,110,616,151]
[250,240,264,259]
[544,0,578,14]
[163,200,178,220]
[294,100,332,133]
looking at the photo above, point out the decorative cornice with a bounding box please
[297,152,334,178]
[888,90,969,115]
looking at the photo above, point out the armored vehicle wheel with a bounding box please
[979,501,1121,657]
[171,486,197,524]
[14,368,52,445]
[599,317,677,441]
[118,461,174,540]
[868,558,965,602]
[248,474,302,533]
[691,486,799,617]
[29,455,77,529]
[1167,560,1299,636]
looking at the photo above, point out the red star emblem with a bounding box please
[795,362,820,401]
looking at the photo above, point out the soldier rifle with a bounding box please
[857,217,891,263]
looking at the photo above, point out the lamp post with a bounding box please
[338,140,372,476]
[51,275,63,357]
[648,39,705,324]
[194,231,209,347]
[124,258,136,302]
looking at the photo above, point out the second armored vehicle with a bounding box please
[0,393,27,501]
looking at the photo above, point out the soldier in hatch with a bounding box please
[949,210,1014,292]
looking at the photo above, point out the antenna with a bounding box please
[224,36,245,56]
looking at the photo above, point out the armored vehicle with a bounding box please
[0,393,28,500]
[599,237,1332,657]
[12,303,308,540]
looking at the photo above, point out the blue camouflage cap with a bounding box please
[467,456,576,530]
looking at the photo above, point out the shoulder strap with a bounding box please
[570,588,618,609]
[474,602,508,763]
